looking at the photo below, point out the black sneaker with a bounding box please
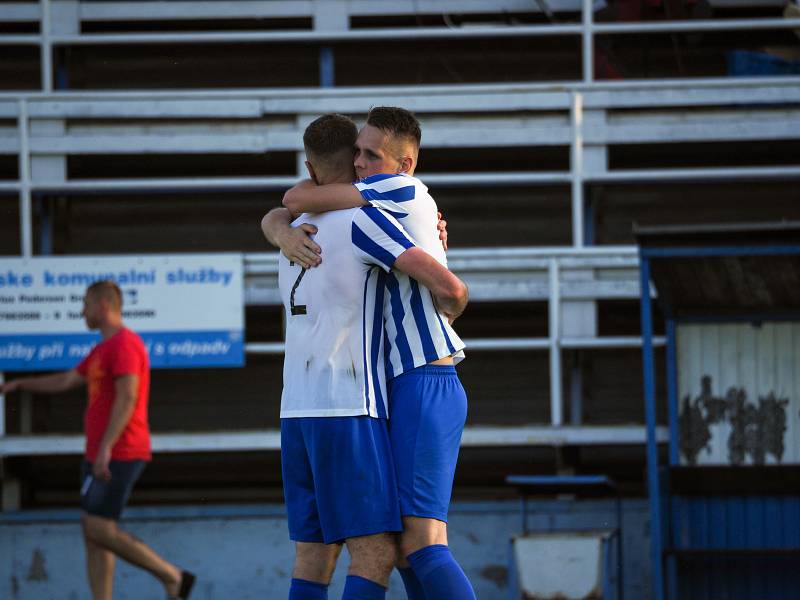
[169,570,195,600]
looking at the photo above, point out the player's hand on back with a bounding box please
[279,223,322,269]
[437,211,448,252]
[438,304,463,325]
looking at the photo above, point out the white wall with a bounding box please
[677,322,800,465]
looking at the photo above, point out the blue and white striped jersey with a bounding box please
[279,206,414,419]
[354,173,466,379]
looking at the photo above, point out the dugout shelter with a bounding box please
[637,221,800,600]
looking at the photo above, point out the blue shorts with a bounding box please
[80,459,146,521]
[281,416,402,545]
[388,365,467,523]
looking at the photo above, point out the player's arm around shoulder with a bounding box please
[394,248,468,323]
[350,205,467,320]
[282,179,366,216]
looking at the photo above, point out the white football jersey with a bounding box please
[354,173,466,379]
[279,206,415,418]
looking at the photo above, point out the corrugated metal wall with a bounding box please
[670,495,800,600]
[677,323,800,466]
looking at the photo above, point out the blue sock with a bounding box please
[407,545,476,600]
[289,577,328,600]
[342,574,386,599]
[398,566,426,600]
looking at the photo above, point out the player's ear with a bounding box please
[397,155,414,175]
[305,160,320,185]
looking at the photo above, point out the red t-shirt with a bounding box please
[76,327,152,462]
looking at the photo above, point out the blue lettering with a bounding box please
[0,271,33,288]
[166,268,233,287]
[41,269,156,287]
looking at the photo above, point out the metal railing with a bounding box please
[3,79,800,257]
[2,0,800,90]
[246,246,665,428]
[0,247,670,459]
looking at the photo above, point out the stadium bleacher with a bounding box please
[1,0,799,515]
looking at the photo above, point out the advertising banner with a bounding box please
[0,254,244,371]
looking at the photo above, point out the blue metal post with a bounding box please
[521,494,528,534]
[664,318,679,600]
[507,538,518,600]
[37,195,52,256]
[55,49,69,90]
[603,537,612,598]
[639,254,665,600]
[665,319,679,467]
[615,493,624,600]
[319,46,334,87]
[583,194,594,246]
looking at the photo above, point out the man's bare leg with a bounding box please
[293,541,342,584]
[85,536,115,600]
[397,516,447,565]
[82,513,183,597]
[346,532,397,586]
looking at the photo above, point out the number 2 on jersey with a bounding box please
[289,262,307,315]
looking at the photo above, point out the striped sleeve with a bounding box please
[351,206,415,272]
[353,173,420,218]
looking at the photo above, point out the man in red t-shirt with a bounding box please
[0,280,194,600]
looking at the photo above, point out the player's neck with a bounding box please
[98,317,124,340]
[326,173,355,185]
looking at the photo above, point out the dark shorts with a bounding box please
[80,459,146,520]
